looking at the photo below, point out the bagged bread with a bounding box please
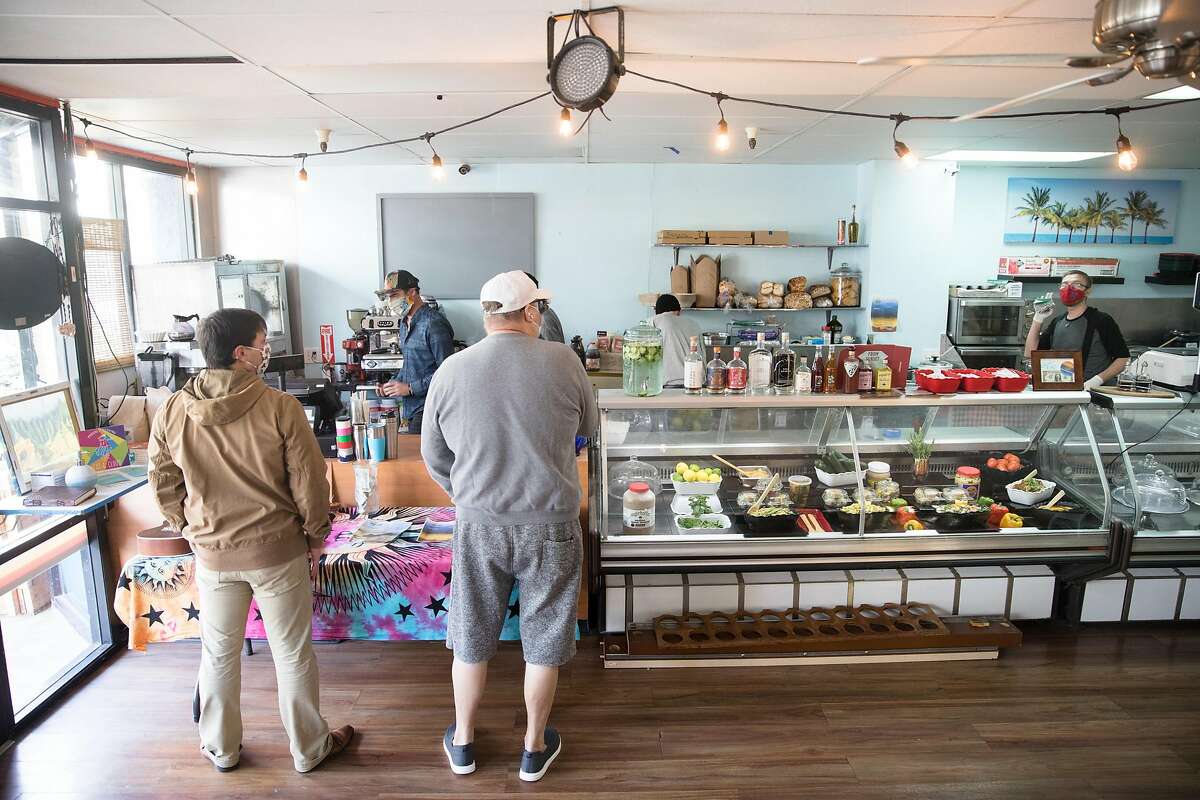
[787,276,807,293]
[766,295,783,309]
[759,280,774,296]
[691,254,721,307]
[808,283,832,298]
[771,282,784,297]
[784,292,813,309]
[735,292,759,309]
[814,296,834,308]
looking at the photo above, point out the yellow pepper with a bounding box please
[999,512,1024,528]
[903,519,925,531]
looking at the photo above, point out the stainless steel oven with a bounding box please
[954,345,1026,371]
[946,296,1026,346]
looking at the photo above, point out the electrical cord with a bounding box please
[86,293,134,424]
[1103,390,1197,472]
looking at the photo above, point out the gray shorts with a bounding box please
[447,519,582,667]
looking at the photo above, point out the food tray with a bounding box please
[815,466,866,487]
[740,511,799,535]
[980,455,1035,495]
[670,494,723,515]
[835,508,895,533]
[929,507,991,531]
[915,369,961,394]
[984,368,1031,392]
[672,478,723,496]
[794,508,833,533]
[674,513,733,534]
[949,369,995,393]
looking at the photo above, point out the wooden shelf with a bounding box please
[657,242,867,269]
[998,275,1125,285]
[683,306,863,312]
[1144,274,1196,286]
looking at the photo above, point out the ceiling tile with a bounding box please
[0,15,226,58]
[0,64,300,99]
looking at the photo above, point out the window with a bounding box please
[0,108,50,202]
[0,209,69,396]
[71,157,194,371]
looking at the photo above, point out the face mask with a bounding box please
[1059,285,1087,306]
[387,294,411,317]
[240,343,271,376]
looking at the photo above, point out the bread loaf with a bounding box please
[814,296,834,308]
[808,283,832,298]
[771,282,784,297]
[784,292,813,309]
[758,280,774,296]
[764,295,783,309]
[787,276,807,293]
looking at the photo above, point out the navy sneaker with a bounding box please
[443,724,476,775]
[519,727,562,783]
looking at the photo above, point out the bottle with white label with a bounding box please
[622,482,656,534]
[796,356,812,394]
[683,335,704,395]
[748,333,773,395]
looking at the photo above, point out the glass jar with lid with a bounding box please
[609,456,660,499]
[622,320,664,397]
[955,466,981,500]
[829,263,862,307]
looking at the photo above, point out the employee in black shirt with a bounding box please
[1024,270,1130,389]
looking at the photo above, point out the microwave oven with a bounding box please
[946,296,1026,347]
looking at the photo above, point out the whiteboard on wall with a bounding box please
[377,193,535,300]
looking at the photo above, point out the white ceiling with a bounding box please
[1,0,1198,168]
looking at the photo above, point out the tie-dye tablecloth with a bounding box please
[113,508,520,651]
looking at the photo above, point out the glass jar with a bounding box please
[955,466,981,500]
[829,264,862,307]
[609,456,660,499]
[621,321,665,397]
[622,482,656,534]
[866,460,891,488]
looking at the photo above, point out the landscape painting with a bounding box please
[1003,177,1180,245]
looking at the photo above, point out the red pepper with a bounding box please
[986,503,1009,527]
[894,506,919,525]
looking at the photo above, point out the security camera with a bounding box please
[458,164,471,175]
[745,126,758,150]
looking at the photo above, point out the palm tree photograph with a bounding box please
[1004,178,1179,245]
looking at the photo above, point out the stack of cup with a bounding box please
[335,417,355,462]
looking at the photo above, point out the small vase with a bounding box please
[912,457,929,481]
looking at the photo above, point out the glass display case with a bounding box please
[594,389,1114,573]
[1088,393,1200,564]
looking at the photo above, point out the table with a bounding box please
[0,466,148,516]
[113,507,521,651]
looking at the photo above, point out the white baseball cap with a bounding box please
[479,270,552,314]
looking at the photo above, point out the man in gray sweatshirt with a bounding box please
[420,270,598,783]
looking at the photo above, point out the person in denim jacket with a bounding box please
[377,270,454,434]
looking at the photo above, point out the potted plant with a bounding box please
[907,428,934,481]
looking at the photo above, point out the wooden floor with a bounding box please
[3,623,1200,799]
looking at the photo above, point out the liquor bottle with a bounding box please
[796,356,812,394]
[570,335,587,367]
[683,335,704,395]
[812,346,825,393]
[585,341,601,371]
[772,332,796,394]
[827,314,843,343]
[848,204,860,244]
[705,346,727,394]
[748,333,773,395]
[840,348,861,394]
[726,347,748,395]
[823,346,839,394]
[856,354,874,392]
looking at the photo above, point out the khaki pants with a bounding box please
[195,554,332,772]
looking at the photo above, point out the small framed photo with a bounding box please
[1030,350,1084,391]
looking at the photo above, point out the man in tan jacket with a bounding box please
[148,308,353,773]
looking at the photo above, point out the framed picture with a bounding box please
[1031,350,1084,392]
[0,382,82,492]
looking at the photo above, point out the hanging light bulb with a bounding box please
[81,119,98,160]
[183,151,198,195]
[558,107,572,137]
[715,119,730,151]
[1113,114,1137,171]
[891,115,917,168]
[431,153,445,180]
[296,155,309,189]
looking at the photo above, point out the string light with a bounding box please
[714,98,730,151]
[892,115,917,168]
[1112,112,1138,171]
[184,150,198,195]
[296,155,308,188]
[81,119,98,160]
[558,107,572,137]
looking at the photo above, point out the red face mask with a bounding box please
[1059,285,1086,306]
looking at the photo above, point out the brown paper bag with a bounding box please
[670,265,690,294]
[691,254,721,308]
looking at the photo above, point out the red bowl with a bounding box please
[915,369,960,394]
[948,369,996,393]
[984,369,1031,392]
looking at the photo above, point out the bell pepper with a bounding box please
[986,503,1009,527]
[999,512,1024,528]
[903,519,925,531]
[894,506,919,525]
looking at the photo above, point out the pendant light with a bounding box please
[425,135,445,180]
[1112,112,1138,171]
[892,115,918,168]
[558,107,572,137]
[184,150,198,195]
[81,119,98,160]
[296,155,309,188]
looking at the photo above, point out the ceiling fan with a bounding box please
[859,0,1199,121]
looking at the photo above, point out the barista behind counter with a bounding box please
[376,269,454,434]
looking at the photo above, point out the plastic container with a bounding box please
[609,456,660,499]
[621,321,664,397]
[865,461,891,487]
[815,466,867,487]
[1006,477,1057,507]
[671,494,723,515]
[673,477,723,496]
[950,369,996,393]
[675,514,733,534]
[622,482,656,534]
[955,466,982,500]
[915,369,961,394]
[743,510,800,535]
[985,368,1032,393]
